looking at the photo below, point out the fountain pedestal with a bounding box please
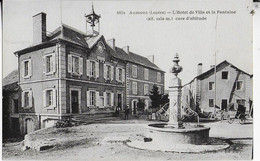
[147,53,210,145]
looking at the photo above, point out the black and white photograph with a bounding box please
[1,0,259,160]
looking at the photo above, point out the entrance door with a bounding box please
[221,99,228,111]
[26,118,34,134]
[71,90,79,114]
[118,94,122,108]
[132,100,138,114]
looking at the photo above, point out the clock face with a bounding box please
[97,41,105,53]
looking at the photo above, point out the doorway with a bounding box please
[221,99,228,111]
[132,100,138,114]
[26,118,34,134]
[71,90,79,114]
[118,94,122,108]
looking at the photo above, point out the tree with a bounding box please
[137,98,145,113]
[149,85,162,112]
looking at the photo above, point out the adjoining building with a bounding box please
[12,7,164,135]
[183,60,253,114]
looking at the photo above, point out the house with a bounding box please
[2,70,19,138]
[13,8,164,135]
[183,61,253,114]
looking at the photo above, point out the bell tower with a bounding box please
[85,4,101,37]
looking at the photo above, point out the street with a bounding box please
[2,120,253,160]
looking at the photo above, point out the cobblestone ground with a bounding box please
[2,120,253,160]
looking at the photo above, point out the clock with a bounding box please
[97,41,105,53]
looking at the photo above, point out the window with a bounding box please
[103,91,114,107]
[144,84,149,95]
[22,90,32,108]
[116,67,125,82]
[236,81,243,90]
[107,65,111,79]
[43,88,56,108]
[118,68,123,81]
[144,68,149,80]
[132,82,138,95]
[24,92,30,107]
[132,65,137,78]
[208,82,215,90]
[209,99,214,107]
[43,54,55,75]
[90,91,96,106]
[104,64,113,80]
[22,59,32,78]
[157,72,161,82]
[90,61,96,76]
[222,71,228,79]
[68,54,83,75]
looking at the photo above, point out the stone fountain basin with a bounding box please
[148,123,210,145]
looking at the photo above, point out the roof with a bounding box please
[3,69,19,91]
[15,23,164,72]
[196,60,252,79]
[183,60,253,87]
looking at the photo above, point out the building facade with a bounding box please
[13,10,164,135]
[183,61,253,114]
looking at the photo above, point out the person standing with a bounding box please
[125,106,130,120]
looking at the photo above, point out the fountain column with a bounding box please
[168,53,183,128]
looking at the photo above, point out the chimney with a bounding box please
[33,12,47,45]
[197,63,203,75]
[122,46,129,54]
[147,55,154,63]
[107,38,115,50]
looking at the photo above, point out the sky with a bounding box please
[2,0,254,89]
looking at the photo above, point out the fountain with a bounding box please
[127,54,229,153]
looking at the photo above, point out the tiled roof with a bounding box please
[3,69,19,91]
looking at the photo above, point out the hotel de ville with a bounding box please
[9,7,165,135]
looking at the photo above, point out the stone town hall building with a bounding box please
[12,9,164,135]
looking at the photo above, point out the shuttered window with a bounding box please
[144,68,149,80]
[68,54,83,76]
[43,53,56,75]
[22,90,33,108]
[132,65,137,78]
[43,88,56,108]
[22,59,32,78]
[157,72,161,82]
[144,84,149,95]
[132,82,138,95]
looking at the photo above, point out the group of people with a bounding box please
[115,106,130,120]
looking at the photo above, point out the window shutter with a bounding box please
[21,61,24,78]
[52,54,56,73]
[95,61,99,78]
[21,91,25,107]
[103,92,107,107]
[43,90,46,107]
[111,93,114,107]
[68,55,72,73]
[29,90,33,107]
[28,59,32,77]
[104,64,107,80]
[53,89,56,107]
[111,66,114,81]
[96,91,99,107]
[122,69,125,82]
[116,67,119,81]
[86,91,90,106]
[43,56,46,74]
[79,57,83,75]
[86,60,90,76]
